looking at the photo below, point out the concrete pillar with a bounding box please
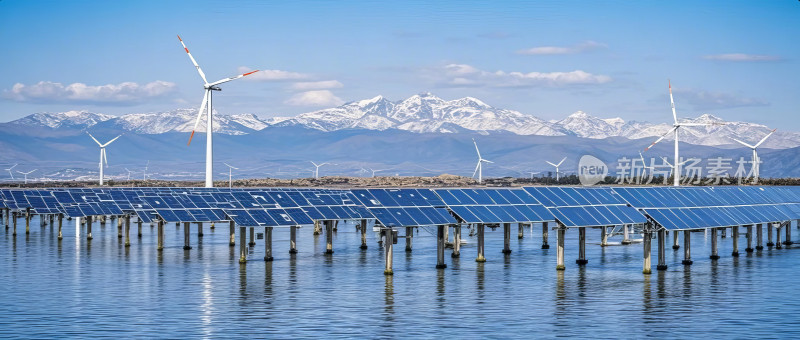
[25,209,30,234]
[405,226,413,252]
[518,223,524,239]
[756,224,763,250]
[502,223,511,254]
[325,221,334,254]
[672,230,680,250]
[542,222,550,249]
[643,230,652,274]
[657,229,667,270]
[197,222,203,237]
[137,220,143,238]
[183,222,191,250]
[436,225,446,269]
[452,225,461,258]
[383,228,394,275]
[313,220,321,235]
[239,226,247,263]
[682,230,693,265]
[3,208,8,230]
[86,215,93,240]
[622,224,632,245]
[746,225,753,253]
[556,227,565,271]
[767,222,774,247]
[289,225,298,254]
[124,216,130,247]
[333,220,338,232]
[157,220,164,251]
[710,228,719,260]
[731,226,739,257]
[100,215,106,228]
[359,219,368,250]
[576,227,587,265]
[49,214,54,227]
[784,222,792,245]
[444,225,452,248]
[720,227,726,238]
[775,223,783,249]
[57,214,63,240]
[12,212,16,236]
[248,226,255,247]
[264,227,273,261]
[476,224,486,262]
[229,220,235,246]
[117,217,123,238]
[600,226,608,247]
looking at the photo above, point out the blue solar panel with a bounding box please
[224,209,259,226]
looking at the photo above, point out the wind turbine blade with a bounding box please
[208,69,261,87]
[87,132,102,146]
[755,128,777,148]
[669,80,678,124]
[644,126,678,151]
[732,138,755,149]
[320,162,329,167]
[483,159,494,164]
[545,161,557,167]
[557,157,567,167]
[188,91,209,146]
[102,134,123,147]
[472,162,481,178]
[472,138,482,159]
[310,161,318,167]
[661,157,673,167]
[177,35,208,84]
[11,163,17,170]
[103,149,108,167]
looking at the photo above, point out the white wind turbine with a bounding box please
[178,34,260,188]
[310,161,329,179]
[638,152,655,184]
[733,128,776,183]
[17,169,36,184]
[545,157,567,182]
[223,162,238,188]
[472,138,493,184]
[369,168,387,178]
[87,132,122,186]
[643,80,723,186]
[5,163,17,180]
[124,168,133,181]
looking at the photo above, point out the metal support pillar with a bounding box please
[452,225,461,258]
[289,225,298,254]
[157,220,164,251]
[672,230,680,250]
[124,215,130,247]
[12,212,16,236]
[657,229,667,270]
[556,227,566,271]
[476,224,486,262]
[600,226,608,247]
[229,220,235,246]
[518,223,524,239]
[117,217,123,238]
[682,230,693,265]
[576,227,587,265]
[264,227,273,261]
[249,226,255,247]
[137,220,142,238]
[502,223,512,254]
[785,222,792,245]
[25,209,30,234]
[767,222,774,247]
[436,225,446,269]
[383,228,394,275]
[776,223,783,249]
[756,224,763,250]
[710,228,719,260]
[183,222,191,250]
[57,214,63,240]
[359,219,368,250]
[325,220,334,254]
[731,226,739,257]
[643,229,652,274]
[405,226,413,252]
[541,222,550,249]
[86,216,93,240]
[239,226,247,263]
[622,224,631,244]
[746,225,753,253]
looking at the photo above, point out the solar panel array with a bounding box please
[432,188,554,224]
[524,187,648,227]
[351,189,457,227]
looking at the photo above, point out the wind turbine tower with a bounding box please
[223,163,238,188]
[87,132,122,186]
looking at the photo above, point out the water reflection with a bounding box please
[436,268,446,309]
[383,274,394,317]
[476,262,485,302]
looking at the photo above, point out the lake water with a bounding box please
[1,217,800,338]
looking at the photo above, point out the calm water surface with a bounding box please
[1,217,800,338]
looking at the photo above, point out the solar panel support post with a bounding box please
[183,222,192,250]
[518,223,524,239]
[475,224,486,263]
[775,223,783,249]
[264,227,273,262]
[784,221,792,245]
[710,228,719,260]
[681,230,693,265]
[239,226,247,263]
[643,228,652,274]
[745,225,754,253]
[57,214,63,241]
[117,217,123,239]
[405,226,413,252]
[324,221,334,254]
[657,228,667,271]
[600,226,608,247]
[137,220,142,238]
[249,227,255,247]
[289,225,298,254]
[576,227,587,265]
[11,212,16,236]
[156,220,164,251]
[756,224,763,250]
[25,208,30,235]
[86,216,93,241]
[542,222,550,249]
[4,208,9,230]
[124,215,130,247]
[436,225,446,269]
[556,226,565,271]
[731,226,739,257]
[197,222,203,237]
[444,225,452,249]
[767,223,774,247]
[452,225,461,258]
[359,220,368,250]
[313,220,321,235]
[621,224,631,245]
[672,230,680,250]
[720,227,726,238]
[100,215,106,228]
[49,214,54,228]
[229,220,235,247]
[383,228,394,275]
[502,223,512,254]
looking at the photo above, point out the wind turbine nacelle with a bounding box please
[204,85,222,91]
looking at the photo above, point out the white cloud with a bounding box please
[702,53,781,62]
[284,90,344,106]
[517,41,607,55]
[290,80,344,90]
[237,66,310,81]
[440,64,612,87]
[2,80,176,105]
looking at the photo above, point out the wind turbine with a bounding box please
[178,34,260,188]
[124,168,133,181]
[223,163,238,188]
[472,138,493,184]
[5,163,17,180]
[545,157,567,181]
[17,169,36,184]
[369,168,387,178]
[733,128,776,183]
[528,171,540,180]
[87,132,122,186]
[643,80,722,186]
[143,160,149,181]
[310,161,329,179]
[638,152,655,184]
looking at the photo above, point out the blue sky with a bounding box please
[1,0,798,128]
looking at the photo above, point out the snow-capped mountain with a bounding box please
[5,93,799,149]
